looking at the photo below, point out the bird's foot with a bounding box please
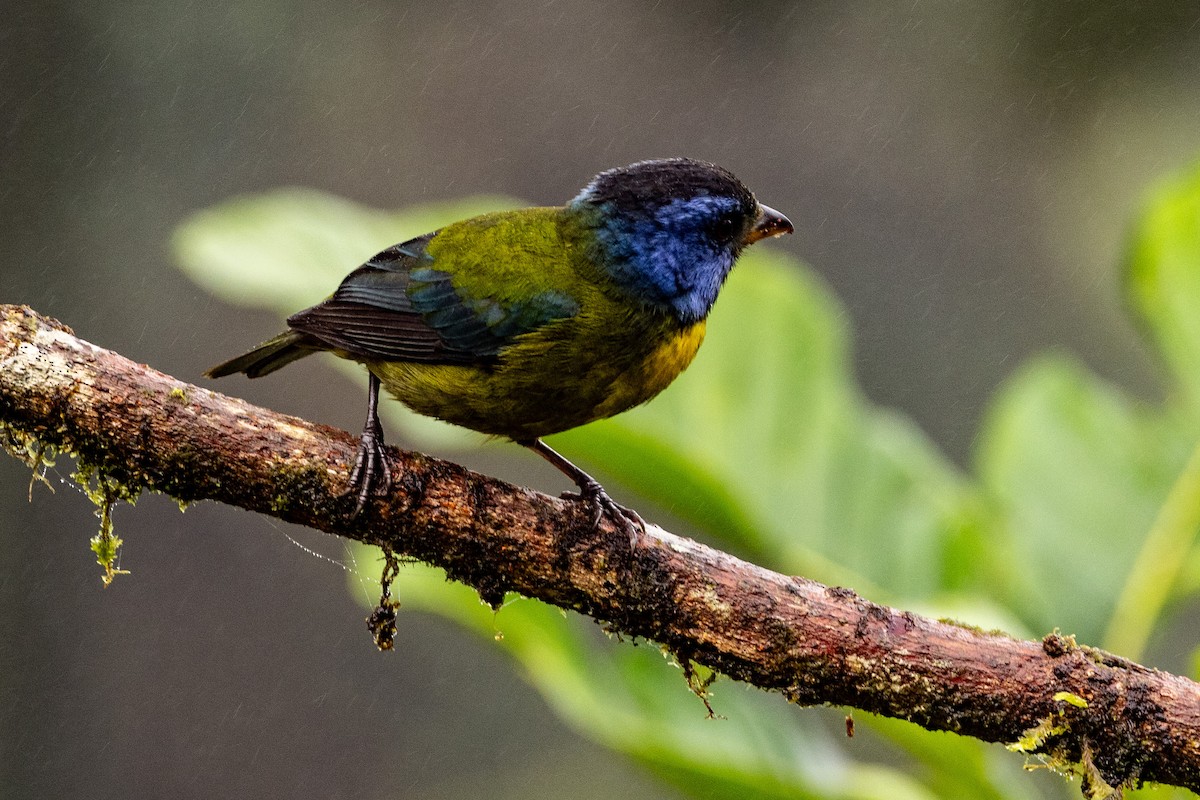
[344,422,392,517]
[522,438,645,548]
[564,478,645,548]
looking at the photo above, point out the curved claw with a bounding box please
[525,438,646,548]
[342,372,393,517]
[567,478,645,547]
[344,426,393,516]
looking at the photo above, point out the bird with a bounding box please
[205,158,793,543]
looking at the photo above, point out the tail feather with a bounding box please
[205,330,315,379]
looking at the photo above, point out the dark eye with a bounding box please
[710,215,738,243]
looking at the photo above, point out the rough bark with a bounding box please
[2,303,1198,796]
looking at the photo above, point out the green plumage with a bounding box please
[389,208,702,439]
[209,207,705,440]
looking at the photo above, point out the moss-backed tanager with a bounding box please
[206,158,793,542]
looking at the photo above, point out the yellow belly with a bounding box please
[368,318,707,440]
[591,320,706,419]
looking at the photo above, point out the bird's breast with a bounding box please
[368,315,707,441]
[594,320,706,418]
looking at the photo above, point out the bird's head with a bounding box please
[570,158,793,323]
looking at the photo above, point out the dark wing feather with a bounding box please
[286,231,578,366]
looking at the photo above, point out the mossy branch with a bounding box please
[2,303,1199,798]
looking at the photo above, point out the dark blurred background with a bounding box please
[3,2,1199,798]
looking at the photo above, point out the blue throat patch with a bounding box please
[573,194,742,324]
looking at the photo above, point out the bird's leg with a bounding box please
[522,438,645,547]
[345,372,392,516]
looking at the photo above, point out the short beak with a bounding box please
[743,204,794,245]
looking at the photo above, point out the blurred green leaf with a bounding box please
[861,715,1026,800]
[175,189,521,310]
[973,355,1191,642]
[1120,160,1200,658]
[1127,161,1200,409]
[1103,436,1200,659]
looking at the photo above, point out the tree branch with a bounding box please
[2,303,1198,796]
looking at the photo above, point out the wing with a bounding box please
[286,230,580,365]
